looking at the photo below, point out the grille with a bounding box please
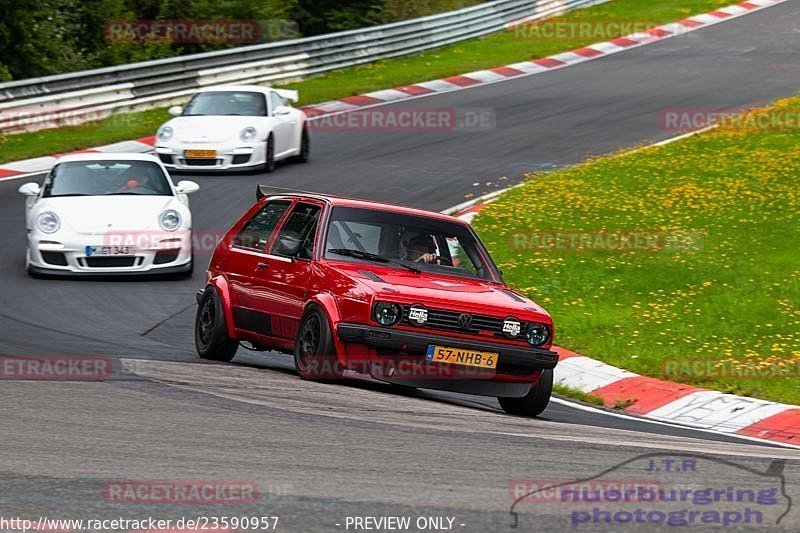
[157,154,173,164]
[232,154,251,164]
[41,251,68,266]
[84,256,137,268]
[154,249,180,265]
[400,304,519,338]
[182,158,219,166]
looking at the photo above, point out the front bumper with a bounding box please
[155,144,265,171]
[28,234,192,275]
[336,323,559,374]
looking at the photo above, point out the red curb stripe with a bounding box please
[647,28,672,38]
[736,409,800,445]
[739,1,759,8]
[340,94,385,107]
[553,347,584,361]
[709,9,732,18]
[532,58,565,68]
[591,376,703,414]
[136,135,157,146]
[442,75,482,87]
[395,84,434,96]
[491,66,525,77]
[0,168,23,178]
[610,37,639,47]
[573,47,604,58]
[678,18,705,27]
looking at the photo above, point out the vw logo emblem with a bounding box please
[458,313,473,329]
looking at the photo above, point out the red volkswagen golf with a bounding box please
[195,187,559,416]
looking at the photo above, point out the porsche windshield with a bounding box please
[42,161,172,197]
[324,206,499,281]
[182,91,267,116]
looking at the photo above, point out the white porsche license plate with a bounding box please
[185,149,217,159]
[86,246,135,257]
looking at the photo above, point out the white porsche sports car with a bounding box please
[155,85,309,172]
[18,153,199,277]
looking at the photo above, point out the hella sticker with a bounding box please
[503,319,522,337]
[408,305,429,324]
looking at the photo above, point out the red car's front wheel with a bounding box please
[294,305,343,380]
[498,369,553,417]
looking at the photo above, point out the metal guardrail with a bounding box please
[0,0,607,133]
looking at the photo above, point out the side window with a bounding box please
[270,92,286,115]
[233,201,291,251]
[271,203,321,259]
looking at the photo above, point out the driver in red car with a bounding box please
[407,234,439,264]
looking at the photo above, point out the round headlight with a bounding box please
[374,302,402,327]
[157,126,173,142]
[240,126,257,142]
[36,211,60,234]
[159,210,181,231]
[525,323,551,347]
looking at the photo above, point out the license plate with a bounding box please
[185,149,217,158]
[86,246,135,257]
[425,345,499,369]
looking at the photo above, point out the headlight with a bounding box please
[374,302,402,326]
[525,323,551,347]
[159,210,181,231]
[36,212,60,234]
[157,126,173,142]
[240,126,257,142]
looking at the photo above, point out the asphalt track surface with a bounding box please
[2,3,800,531]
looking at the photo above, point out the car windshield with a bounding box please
[182,91,267,116]
[42,161,173,197]
[324,206,499,281]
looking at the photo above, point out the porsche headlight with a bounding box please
[36,211,60,234]
[240,127,257,142]
[157,126,174,142]
[525,323,551,347]
[159,210,181,231]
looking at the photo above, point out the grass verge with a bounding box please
[472,95,800,405]
[0,0,733,164]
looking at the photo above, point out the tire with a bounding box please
[295,126,310,163]
[498,369,553,417]
[263,134,276,173]
[294,305,343,380]
[195,286,238,362]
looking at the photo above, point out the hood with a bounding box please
[326,261,551,322]
[166,116,264,143]
[37,196,179,234]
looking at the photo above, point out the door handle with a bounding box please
[257,262,270,270]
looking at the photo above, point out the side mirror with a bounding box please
[18,182,41,196]
[175,180,200,194]
[168,105,183,117]
[274,105,292,116]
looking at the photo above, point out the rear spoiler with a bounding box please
[273,88,299,102]
[257,185,321,201]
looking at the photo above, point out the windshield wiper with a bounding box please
[328,248,421,274]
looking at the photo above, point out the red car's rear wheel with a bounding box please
[195,287,238,362]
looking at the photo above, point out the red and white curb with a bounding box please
[0,0,788,182]
[448,198,800,449]
[298,0,787,118]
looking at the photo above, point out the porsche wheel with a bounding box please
[195,287,238,362]
[296,126,310,163]
[498,369,553,417]
[263,134,276,173]
[294,305,343,380]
